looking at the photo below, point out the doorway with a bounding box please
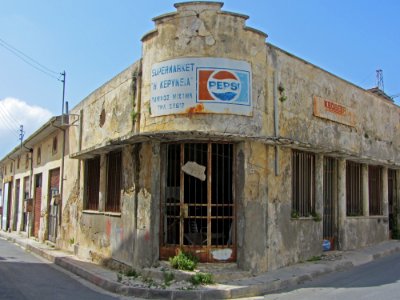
[323,157,338,250]
[48,168,60,243]
[33,173,42,238]
[160,143,235,262]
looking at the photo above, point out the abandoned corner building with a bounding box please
[0,2,399,274]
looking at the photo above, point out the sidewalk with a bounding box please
[1,230,400,299]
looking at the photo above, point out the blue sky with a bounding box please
[0,1,399,157]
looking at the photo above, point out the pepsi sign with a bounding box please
[197,68,250,105]
[151,57,252,117]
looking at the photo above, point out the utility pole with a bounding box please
[19,125,24,150]
[60,71,66,124]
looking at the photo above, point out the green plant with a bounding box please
[291,210,299,219]
[169,250,199,271]
[143,276,155,288]
[163,271,175,286]
[278,83,287,102]
[307,255,321,262]
[69,238,75,245]
[311,211,322,222]
[189,272,214,285]
[125,268,139,278]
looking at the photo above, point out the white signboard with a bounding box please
[151,57,252,116]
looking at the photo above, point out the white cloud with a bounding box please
[0,97,53,158]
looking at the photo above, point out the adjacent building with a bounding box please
[1,2,399,274]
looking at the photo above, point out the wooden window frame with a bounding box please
[105,151,122,212]
[84,157,100,211]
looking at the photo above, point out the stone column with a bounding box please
[362,164,369,217]
[315,154,324,236]
[337,159,346,250]
[382,167,389,217]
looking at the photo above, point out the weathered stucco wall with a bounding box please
[70,62,139,152]
[267,44,400,166]
[342,217,387,250]
[140,2,269,137]
[266,147,322,270]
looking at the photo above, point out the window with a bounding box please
[25,154,29,169]
[10,162,13,173]
[369,166,382,215]
[37,147,41,165]
[17,156,20,169]
[160,143,234,260]
[84,157,100,210]
[346,161,363,216]
[106,151,122,212]
[292,150,315,217]
[52,136,58,155]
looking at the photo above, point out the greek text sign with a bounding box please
[151,58,252,116]
[313,96,355,127]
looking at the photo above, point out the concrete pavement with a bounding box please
[1,230,399,299]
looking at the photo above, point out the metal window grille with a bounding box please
[323,157,337,242]
[388,169,398,232]
[106,151,122,212]
[346,161,363,216]
[292,150,315,217]
[85,157,100,210]
[162,143,234,251]
[369,166,382,215]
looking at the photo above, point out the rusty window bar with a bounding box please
[369,165,382,216]
[292,150,315,217]
[163,143,234,248]
[323,157,337,239]
[85,157,100,210]
[106,151,122,212]
[346,161,363,216]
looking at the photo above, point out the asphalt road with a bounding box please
[0,237,126,300]
[263,251,400,300]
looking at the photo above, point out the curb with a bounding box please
[2,232,400,299]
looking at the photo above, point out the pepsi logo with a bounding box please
[207,70,241,101]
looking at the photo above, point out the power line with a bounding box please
[0,101,21,125]
[0,113,20,139]
[0,37,62,81]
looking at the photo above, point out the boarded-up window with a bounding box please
[346,161,363,216]
[84,157,100,210]
[106,151,122,212]
[292,150,315,217]
[369,166,382,215]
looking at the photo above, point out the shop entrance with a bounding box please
[160,143,235,262]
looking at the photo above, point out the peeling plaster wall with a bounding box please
[266,147,322,271]
[342,217,387,250]
[140,2,268,137]
[267,44,400,164]
[236,142,269,273]
[70,63,139,151]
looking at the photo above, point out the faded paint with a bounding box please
[0,2,399,276]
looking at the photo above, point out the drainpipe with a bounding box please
[135,60,143,133]
[273,71,280,176]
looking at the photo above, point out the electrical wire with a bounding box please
[0,113,20,139]
[0,101,21,125]
[0,37,62,81]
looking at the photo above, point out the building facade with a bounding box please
[1,2,399,274]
